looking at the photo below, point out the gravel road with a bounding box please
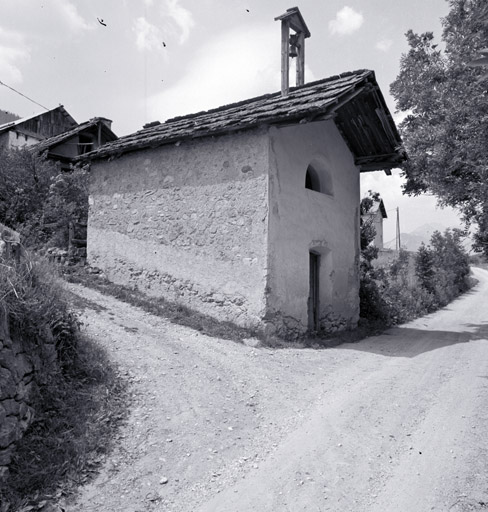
[63,267,488,512]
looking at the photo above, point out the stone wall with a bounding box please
[0,306,56,479]
[88,128,270,330]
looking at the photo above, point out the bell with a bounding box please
[289,34,299,58]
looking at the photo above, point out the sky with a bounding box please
[0,0,465,243]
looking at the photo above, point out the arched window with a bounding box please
[305,159,334,196]
[305,165,321,192]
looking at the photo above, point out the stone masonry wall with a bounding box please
[88,128,269,330]
[0,306,57,479]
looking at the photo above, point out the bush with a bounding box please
[0,253,128,510]
[359,196,472,327]
[1,254,80,370]
[0,147,88,251]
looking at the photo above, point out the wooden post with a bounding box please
[281,20,290,96]
[296,31,305,86]
[275,7,310,93]
[98,121,102,147]
[396,207,401,251]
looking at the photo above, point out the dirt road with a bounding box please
[63,267,488,512]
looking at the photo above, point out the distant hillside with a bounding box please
[399,223,447,251]
[0,109,20,126]
[386,223,472,252]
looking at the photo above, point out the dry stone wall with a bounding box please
[88,128,270,330]
[0,307,56,479]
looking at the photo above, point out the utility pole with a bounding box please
[396,207,401,251]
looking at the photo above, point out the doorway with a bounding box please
[308,252,320,331]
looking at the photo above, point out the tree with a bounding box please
[359,191,387,320]
[0,148,57,237]
[0,147,89,249]
[415,243,436,294]
[429,228,470,294]
[390,0,488,255]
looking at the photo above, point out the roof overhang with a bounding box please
[78,70,406,171]
[332,84,406,174]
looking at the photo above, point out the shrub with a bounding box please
[359,193,472,327]
[1,254,79,370]
[359,191,385,320]
[0,147,88,251]
[0,253,128,510]
[415,243,436,295]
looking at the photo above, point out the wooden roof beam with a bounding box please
[359,160,402,172]
[355,153,403,165]
[274,7,311,37]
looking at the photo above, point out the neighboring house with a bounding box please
[34,117,117,170]
[362,199,388,249]
[0,105,77,150]
[83,69,405,338]
[0,106,117,169]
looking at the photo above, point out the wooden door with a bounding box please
[308,252,320,330]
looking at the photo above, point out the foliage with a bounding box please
[420,228,471,306]
[0,147,57,242]
[390,0,488,255]
[0,254,80,369]
[42,166,89,249]
[359,191,386,321]
[359,193,472,326]
[415,243,436,295]
[1,337,128,512]
[0,147,88,249]
[0,253,128,511]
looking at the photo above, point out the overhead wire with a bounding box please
[0,79,49,111]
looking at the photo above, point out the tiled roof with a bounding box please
[35,117,115,153]
[83,70,385,161]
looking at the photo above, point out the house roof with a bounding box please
[0,105,77,135]
[274,7,311,38]
[370,199,387,219]
[81,69,406,172]
[34,117,117,153]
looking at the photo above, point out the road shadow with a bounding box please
[339,322,488,358]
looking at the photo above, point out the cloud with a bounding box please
[51,0,94,32]
[148,24,315,121]
[0,28,30,84]
[376,38,392,52]
[329,6,364,35]
[133,17,163,51]
[161,0,195,44]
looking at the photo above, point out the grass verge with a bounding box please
[63,267,258,344]
[63,267,386,349]
[0,334,129,512]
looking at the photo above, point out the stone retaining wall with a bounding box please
[0,305,57,479]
